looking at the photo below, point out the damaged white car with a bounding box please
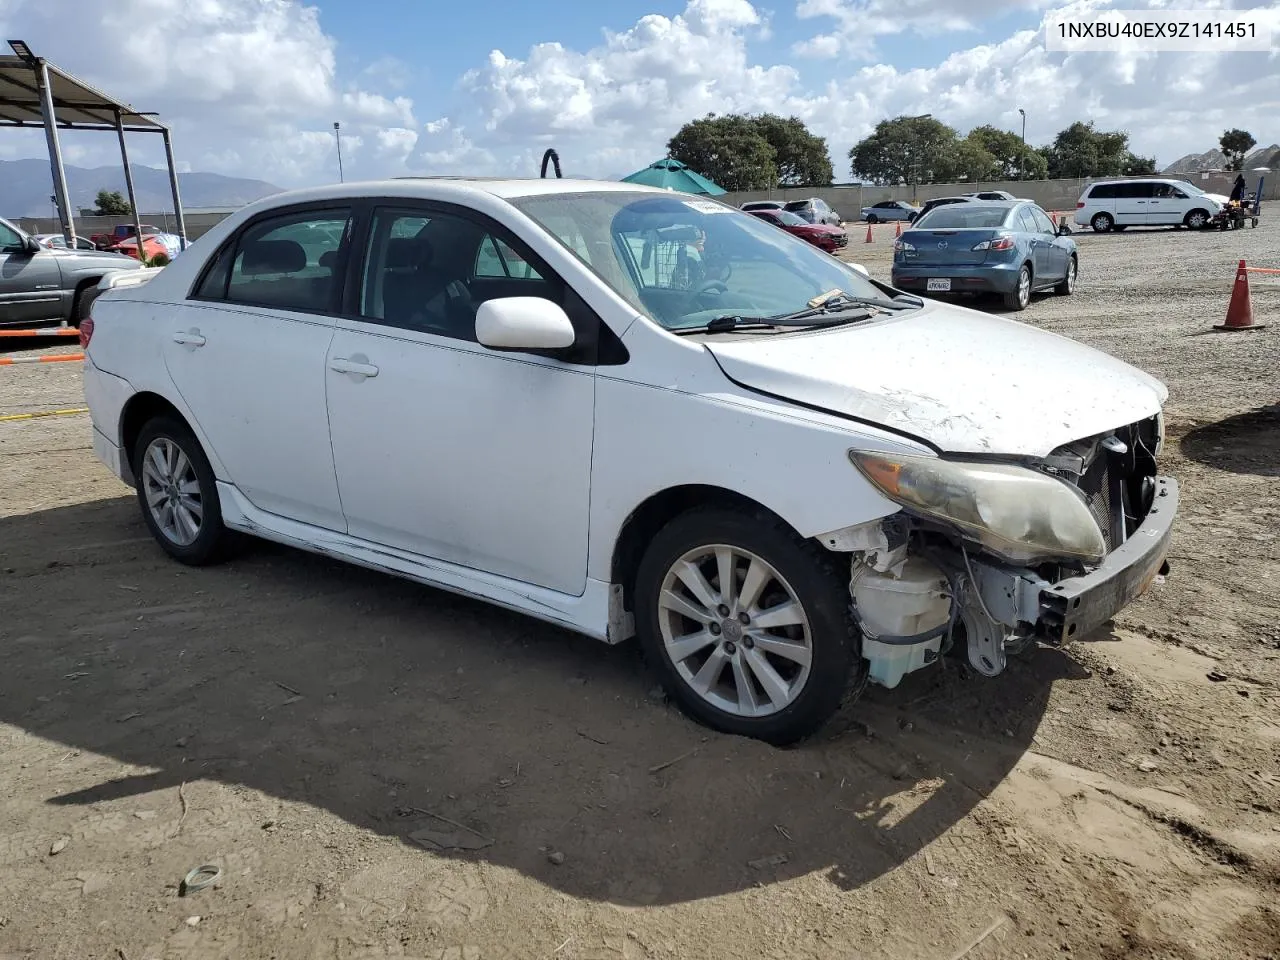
[82,179,1176,745]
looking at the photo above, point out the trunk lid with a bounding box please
[899,228,1001,267]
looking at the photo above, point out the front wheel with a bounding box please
[1184,209,1210,230]
[1004,264,1033,310]
[132,416,236,566]
[635,508,860,746]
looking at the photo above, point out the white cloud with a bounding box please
[796,0,1059,56]
[0,0,417,185]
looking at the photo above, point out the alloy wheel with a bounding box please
[657,544,813,718]
[141,437,203,547]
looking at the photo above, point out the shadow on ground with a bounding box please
[1179,404,1280,477]
[0,497,1083,906]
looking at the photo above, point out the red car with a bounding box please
[747,208,848,252]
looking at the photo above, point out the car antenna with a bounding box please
[540,148,562,179]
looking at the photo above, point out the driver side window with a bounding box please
[0,222,25,251]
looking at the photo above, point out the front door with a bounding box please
[161,205,351,531]
[0,222,63,325]
[324,204,596,595]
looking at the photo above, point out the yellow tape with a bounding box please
[0,406,89,423]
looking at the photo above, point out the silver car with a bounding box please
[0,217,143,327]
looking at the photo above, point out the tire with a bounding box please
[1055,255,1077,296]
[131,415,235,566]
[866,214,878,224]
[70,282,98,327]
[1184,208,1210,230]
[634,507,861,746]
[1091,212,1114,233]
[1003,264,1033,310]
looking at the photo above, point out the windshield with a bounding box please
[766,210,809,227]
[914,205,1013,229]
[510,191,894,331]
[782,201,812,212]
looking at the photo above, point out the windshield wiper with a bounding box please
[775,289,912,320]
[671,309,874,336]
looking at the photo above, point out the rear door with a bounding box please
[1029,206,1068,278]
[1114,181,1154,226]
[1016,207,1054,279]
[0,221,64,325]
[162,204,350,531]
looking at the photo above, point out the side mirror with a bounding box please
[24,236,42,254]
[475,297,575,352]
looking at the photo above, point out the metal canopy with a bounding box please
[0,55,164,131]
[1,43,186,251]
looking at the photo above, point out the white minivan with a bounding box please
[82,178,1177,745]
[1074,178,1226,232]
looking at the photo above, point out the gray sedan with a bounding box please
[1,217,143,327]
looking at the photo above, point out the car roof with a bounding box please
[239,177,680,210]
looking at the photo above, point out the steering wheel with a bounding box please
[690,279,728,299]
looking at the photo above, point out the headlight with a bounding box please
[849,449,1107,563]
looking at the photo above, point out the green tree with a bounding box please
[936,136,1000,183]
[849,115,960,185]
[1123,153,1158,176]
[94,189,132,216]
[667,114,778,192]
[752,114,834,186]
[1043,122,1138,179]
[1219,128,1256,171]
[966,124,1046,180]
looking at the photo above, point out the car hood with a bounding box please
[48,248,142,265]
[1202,192,1229,204]
[704,301,1168,457]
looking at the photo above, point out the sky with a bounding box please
[0,0,1277,188]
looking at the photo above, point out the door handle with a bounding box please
[171,331,206,347]
[329,357,379,378]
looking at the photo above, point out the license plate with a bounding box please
[926,278,951,292]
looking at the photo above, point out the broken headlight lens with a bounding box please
[848,450,1107,563]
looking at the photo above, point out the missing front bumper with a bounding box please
[1037,476,1178,644]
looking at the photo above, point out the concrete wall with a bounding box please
[12,211,234,242]
[722,171,1277,220]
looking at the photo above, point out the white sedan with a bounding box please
[83,178,1177,745]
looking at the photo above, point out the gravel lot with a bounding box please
[1,220,1278,960]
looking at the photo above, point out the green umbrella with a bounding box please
[620,158,727,195]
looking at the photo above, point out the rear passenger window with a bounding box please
[1017,209,1040,233]
[220,209,351,312]
[1088,184,1118,200]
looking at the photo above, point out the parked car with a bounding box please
[34,233,97,251]
[782,197,842,225]
[961,190,1020,201]
[1074,178,1227,233]
[0,216,144,327]
[90,223,162,251]
[916,196,974,220]
[111,232,184,263]
[83,179,1175,745]
[740,201,785,213]
[860,200,920,223]
[747,208,848,251]
[892,200,1077,310]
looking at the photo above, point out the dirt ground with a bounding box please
[1,219,1278,960]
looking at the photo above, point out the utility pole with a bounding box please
[1018,108,1027,180]
[333,121,344,183]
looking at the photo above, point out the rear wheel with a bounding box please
[1091,212,1114,233]
[132,416,235,566]
[1055,255,1077,295]
[1004,264,1033,311]
[635,508,860,746]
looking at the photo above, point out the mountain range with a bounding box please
[0,158,281,218]
[1162,144,1280,175]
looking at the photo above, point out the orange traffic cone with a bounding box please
[865,222,874,243]
[1050,211,1058,228]
[1214,260,1266,331]
[895,220,902,238]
